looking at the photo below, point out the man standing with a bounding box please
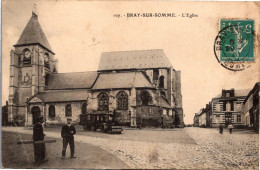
[61,118,76,159]
[219,123,224,134]
[33,117,47,165]
[228,123,234,134]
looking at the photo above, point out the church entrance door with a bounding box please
[31,106,41,125]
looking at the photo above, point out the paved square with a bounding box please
[2,127,258,169]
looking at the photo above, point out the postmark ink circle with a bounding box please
[214,22,254,71]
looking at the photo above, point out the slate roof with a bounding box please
[214,89,251,98]
[46,71,98,90]
[98,49,172,71]
[27,90,89,103]
[92,72,153,90]
[159,96,171,108]
[14,13,54,53]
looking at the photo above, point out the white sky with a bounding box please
[2,0,260,124]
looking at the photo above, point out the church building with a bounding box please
[8,11,184,127]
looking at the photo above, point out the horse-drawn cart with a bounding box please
[79,113,122,134]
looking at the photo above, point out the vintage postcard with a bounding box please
[1,0,260,169]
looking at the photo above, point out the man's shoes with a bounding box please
[61,156,65,159]
[71,156,77,158]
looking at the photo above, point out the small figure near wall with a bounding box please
[228,123,234,134]
[219,123,224,134]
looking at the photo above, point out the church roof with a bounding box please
[27,90,89,103]
[14,13,54,53]
[46,71,98,90]
[159,96,171,108]
[92,72,154,90]
[97,49,172,71]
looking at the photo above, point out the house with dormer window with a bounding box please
[211,88,250,127]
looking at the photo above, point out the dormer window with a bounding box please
[226,92,230,97]
[44,53,50,69]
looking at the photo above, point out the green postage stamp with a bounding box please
[214,19,254,71]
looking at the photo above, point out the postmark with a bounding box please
[214,19,254,71]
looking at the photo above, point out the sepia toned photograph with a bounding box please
[1,0,260,169]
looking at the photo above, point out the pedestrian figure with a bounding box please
[219,123,223,134]
[61,118,76,159]
[33,117,47,165]
[228,123,234,134]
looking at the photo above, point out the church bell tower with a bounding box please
[8,7,58,125]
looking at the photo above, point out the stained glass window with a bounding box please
[117,91,128,110]
[98,93,109,111]
[141,90,151,106]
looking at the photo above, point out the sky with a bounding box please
[2,0,260,124]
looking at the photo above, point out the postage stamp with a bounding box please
[214,19,254,71]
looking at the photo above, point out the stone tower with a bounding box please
[8,11,58,125]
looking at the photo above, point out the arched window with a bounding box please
[98,93,109,111]
[117,91,128,110]
[44,53,50,69]
[49,105,55,118]
[159,76,164,88]
[153,69,159,81]
[45,74,49,87]
[82,103,87,114]
[141,90,151,106]
[22,48,31,65]
[65,104,72,117]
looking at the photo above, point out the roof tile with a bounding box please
[46,71,97,90]
[98,49,172,71]
[15,14,53,53]
[28,90,89,103]
[92,72,153,90]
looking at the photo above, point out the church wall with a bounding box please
[174,71,182,107]
[144,69,168,89]
[135,106,168,127]
[17,88,31,106]
[144,70,153,83]
[167,68,172,106]
[7,106,18,123]
[173,70,183,127]
[27,104,44,126]
[45,101,86,125]
[136,89,158,106]
[88,90,132,124]
[136,106,162,118]
[159,69,168,89]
